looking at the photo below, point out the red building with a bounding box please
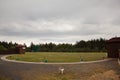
[106,37,120,58]
[16,44,26,54]
[0,44,25,54]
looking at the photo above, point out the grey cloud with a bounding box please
[0,0,120,45]
[111,17,120,25]
[0,20,102,38]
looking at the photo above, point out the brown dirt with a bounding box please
[89,70,120,80]
[0,55,120,80]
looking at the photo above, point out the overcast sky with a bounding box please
[0,0,120,46]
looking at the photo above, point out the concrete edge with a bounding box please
[1,55,113,65]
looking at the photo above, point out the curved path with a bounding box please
[0,55,120,80]
[1,55,113,64]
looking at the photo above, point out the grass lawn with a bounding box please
[7,52,107,63]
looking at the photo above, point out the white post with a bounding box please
[59,67,64,74]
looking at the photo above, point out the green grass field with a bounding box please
[7,52,107,63]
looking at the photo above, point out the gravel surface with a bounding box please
[0,55,120,80]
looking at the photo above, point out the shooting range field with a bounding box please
[7,52,107,63]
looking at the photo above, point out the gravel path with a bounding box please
[0,55,120,80]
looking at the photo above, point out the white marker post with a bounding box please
[59,67,64,74]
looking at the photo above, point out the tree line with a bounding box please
[0,38,106,52]
[0,41,17,51]
[27,38,106,52]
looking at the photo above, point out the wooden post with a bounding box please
[118,49,120,65]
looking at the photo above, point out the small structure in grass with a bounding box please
[44,60,48,62]
[106,37,120,58]
[80,56,84,61]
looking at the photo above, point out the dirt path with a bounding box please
[0,55,120,80]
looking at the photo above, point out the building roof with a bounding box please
[107,37,120,43]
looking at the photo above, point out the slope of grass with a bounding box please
[7,52,107,63]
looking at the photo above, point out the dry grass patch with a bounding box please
[88,70,120,80]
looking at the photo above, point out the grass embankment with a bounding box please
[7,52,107,63]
